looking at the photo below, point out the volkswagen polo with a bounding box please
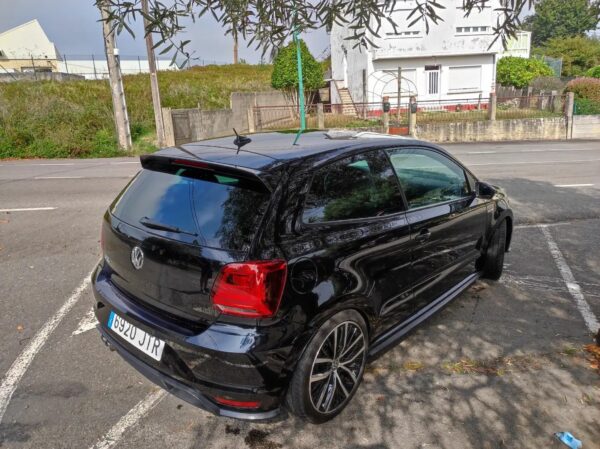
[93,131,512,423]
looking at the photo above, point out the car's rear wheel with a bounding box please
[286,310,368,423]
[480,219,507,280]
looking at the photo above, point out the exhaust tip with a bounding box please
[100,334,116,352]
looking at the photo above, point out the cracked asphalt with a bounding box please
[0,140,599,449]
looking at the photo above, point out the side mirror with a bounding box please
[476,181,497,198]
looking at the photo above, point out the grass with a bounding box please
[0,64,273,159]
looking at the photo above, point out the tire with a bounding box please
[286,309,368,423]
[480,219,507,281]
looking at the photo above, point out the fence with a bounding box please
[57,54,231,80]
[252,103,395,132]
[414,98,488,124]
[251,94,566,133]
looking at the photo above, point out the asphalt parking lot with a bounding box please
[1,139,599,449]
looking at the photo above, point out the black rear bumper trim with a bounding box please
[98,326,281,421]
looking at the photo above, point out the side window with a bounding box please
[385,148,470,209]
[302,150,404,223]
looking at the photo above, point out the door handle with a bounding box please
[415,229,431,243]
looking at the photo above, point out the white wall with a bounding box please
[330,0,503,105]
[369,54,495,103]
[330,22,372,104]
[58,59,179,80]
[0,19,58,60]
[370,1,503,59]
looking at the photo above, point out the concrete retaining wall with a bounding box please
[572,115,600,139]
[416,117,568,143]
[170,108,235,146]
[230,91,286,131]
[165,90,287,145]
[0,72,85,83]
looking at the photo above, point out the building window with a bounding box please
[385,30,421,38]
[456,26,490,34]
[448,65,482,93]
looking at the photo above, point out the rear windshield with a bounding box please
[111,166,270,251]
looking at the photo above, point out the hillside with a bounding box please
[0,64,273,159]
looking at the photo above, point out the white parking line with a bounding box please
[554,184,594,188]
[0,267,95,423]
[89,389,167,449]
[35,176,83,180]
[539,225,600,334]
[0,207,56,212]
[72,307,98,336]
[0,163,76,167]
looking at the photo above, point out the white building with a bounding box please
[0,19,61,72]
[330,0,507,106]
[499,31,532,59]
[58,56,178,80]
[0,19,178,80]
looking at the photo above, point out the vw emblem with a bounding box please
[131,246,144,270]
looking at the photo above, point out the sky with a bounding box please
[0,0,330,63]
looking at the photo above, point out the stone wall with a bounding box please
[572,115,600,140]
[168,108,236,146]
[416,117,568,143]
[164,90,286,145]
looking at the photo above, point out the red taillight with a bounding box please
[213,396,260,409]
[211,260,287,318]
[171,158,211,169]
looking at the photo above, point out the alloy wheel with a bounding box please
[309,321,367,414]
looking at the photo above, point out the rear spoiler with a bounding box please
[139,154,273,192]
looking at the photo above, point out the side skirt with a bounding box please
[367,272,480,360]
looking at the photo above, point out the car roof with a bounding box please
[154,131,444,172]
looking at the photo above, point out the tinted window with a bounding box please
[111,168,269,251]
[302,150,404,223]
[386,148,469,209]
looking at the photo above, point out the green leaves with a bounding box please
[536,36,600,77]
[525,0,600,47]
[496,57,554,89]
[271,39,324,91]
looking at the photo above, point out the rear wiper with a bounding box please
[139,217,198,236]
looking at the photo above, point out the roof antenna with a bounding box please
[233,128,251,154]
[292,6,306,146]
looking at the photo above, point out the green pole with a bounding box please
[293,28,306,145]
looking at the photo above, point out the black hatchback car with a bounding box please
[93,131,512,423]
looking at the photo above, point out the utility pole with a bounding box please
[99,0,132,150]
[233,33,239,64]
[141,0,166,147]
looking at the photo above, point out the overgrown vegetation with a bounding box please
[566,77,600,102]
[535,36,600,77]
[0,64,273,159]
[566,77,600,114]
[586,65,600,78]
[496,57,554,88]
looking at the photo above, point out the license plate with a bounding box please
[108,311,165,361]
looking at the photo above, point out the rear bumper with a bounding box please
[98,326,281,420]
[91,261,294,421]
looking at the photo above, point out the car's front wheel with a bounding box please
[286,310,368,423]
[479,219,507,280]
